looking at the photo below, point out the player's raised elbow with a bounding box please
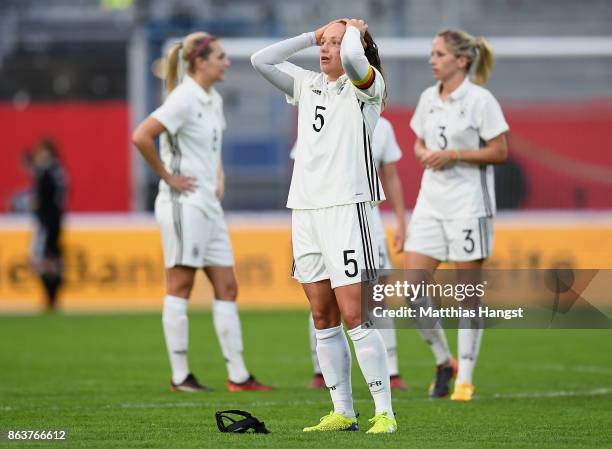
[250,51,264,72]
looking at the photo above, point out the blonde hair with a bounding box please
[437,28,494,86]
[165,31,217,94]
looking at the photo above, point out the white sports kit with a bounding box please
[406,78,509,261]
[286,55,386,288]
[369,117,402,269]
[151,75,234,268]
[290,116,402,271]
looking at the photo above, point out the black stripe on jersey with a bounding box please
[169,133,184,264]
[479,167,493,218]
[361,203,378,278]
[169,134,183,201]
[478,138,493,217]
[362,121,375,199]
[358,99,382,202]
[291,259,296,277]
[367,132,382,200]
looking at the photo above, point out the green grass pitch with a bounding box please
[1,310,611,448]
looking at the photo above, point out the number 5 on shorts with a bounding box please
[343,250,358,277]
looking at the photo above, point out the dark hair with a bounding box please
[362,30,387,107]
[38,138,60,159]
[336,21,387,108]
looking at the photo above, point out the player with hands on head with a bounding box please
[133,31,272,394]
[305,115,408,391]
[252,18,398,433]
[406,28,509,401]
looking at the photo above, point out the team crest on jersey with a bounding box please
[337,79,347,94]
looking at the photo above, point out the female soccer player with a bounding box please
[306,116,407,391]
[406,29,508,401]
[132,32,272,393]
[252,19,397,433]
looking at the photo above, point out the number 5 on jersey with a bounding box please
[312,105,326,132]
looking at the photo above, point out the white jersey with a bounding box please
[370,117,402,241]
[285,67,386,209]
[291,116,402,240]
[151,75,226,216]
[290,117,400,165]
[410,77,508,219]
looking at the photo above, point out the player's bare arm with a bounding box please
[132,117,197,193]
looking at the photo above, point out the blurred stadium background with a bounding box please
[1,0,612,311]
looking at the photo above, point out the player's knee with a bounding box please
[341,310,363,331]
[167,276,194,298]
[311,309,338,329]
[215,280,238,301]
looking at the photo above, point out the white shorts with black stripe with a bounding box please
[405,216,494,262]
[155,197,234,269]
[291,202,378,289]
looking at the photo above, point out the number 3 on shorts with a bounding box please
[343,249,358,277]
[462,229,475,254]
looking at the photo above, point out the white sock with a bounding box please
[456,315,484,385]
[308,313,322,375]
[162,295,190,385]
[348,324,394,418]
[212,299,249,384]
[377,325,399,376]
[315,325,355,418]
[411,296,452,366]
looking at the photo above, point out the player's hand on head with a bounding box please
[315,19,343,45]
[166,174,198,194]
[346,19,367,34]
[345,19,368,47]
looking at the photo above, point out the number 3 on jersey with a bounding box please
[312,105,326,132]
[438,126,448,150]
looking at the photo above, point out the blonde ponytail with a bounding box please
[437,28,495,86]
[164,42,182,94]
[473,36,494,86]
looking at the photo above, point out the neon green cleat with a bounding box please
[366,411,397,434]
[303,411,359,432]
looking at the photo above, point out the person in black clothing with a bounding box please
[30,138,68,311]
